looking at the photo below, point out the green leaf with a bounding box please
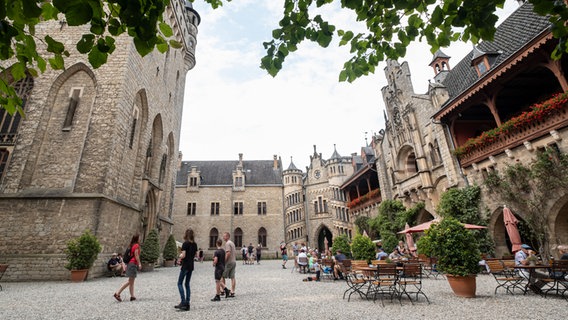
[22,0,43,19]
[77,34,95,54]
[88,45,107,68]
[65,4,93,26]
[45,35,65,54]
[159,22,173,37]
[169,40,182,49]
[133,37,154,57]
[48,54,65,70]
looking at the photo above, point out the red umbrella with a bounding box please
[398,219,487,234]
[404,223,416,255]
[503,206,522,253]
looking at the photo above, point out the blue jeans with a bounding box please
[177,268,193,305]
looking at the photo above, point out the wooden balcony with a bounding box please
[348,189,381,210]
[458,107,568,167]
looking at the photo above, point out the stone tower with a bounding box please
[0,1,200,281]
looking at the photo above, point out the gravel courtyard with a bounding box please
[0,259,565,320]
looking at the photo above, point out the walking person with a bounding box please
[175,229,198,311]
[221,232,237,298]
[280,242,288,269]
[256,244,262,264]
[113,234,141,302]
[211,239,225,301]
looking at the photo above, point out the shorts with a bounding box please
[282,254,288,261]
[223,261,236,279]
[214,267,224,280]
[125,263,138,278]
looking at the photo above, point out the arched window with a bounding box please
[406,152,418,174]
[258,227,267,247]
[209,228,219,248]
[234,228,243,248]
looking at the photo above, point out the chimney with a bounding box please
[273,155,278,169]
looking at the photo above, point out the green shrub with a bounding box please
[417,218,480,276]
[140,229,160,263]
[65,229,102,270]
[163,234,178,260]
[331,234,351,258]
[350,234,375,263]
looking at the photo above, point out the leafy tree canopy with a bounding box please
[2,0,566,114]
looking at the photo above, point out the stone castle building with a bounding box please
[375,2,568,257]
[174,146,357,257]
[0,1,201,280]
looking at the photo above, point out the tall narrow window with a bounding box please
[235,176,243,187]
[159,154,167,184]
[209,228,219,248]
[233,201,243,215]
[189,177,198,186]
[234,228,243,248]
[63,88,82,131]
[210,202,220,215]
[0,75,33,145]
[258,227,267,247]
[187,202,196,215]
[0,149,9,181]
[129,108,139,149]
[257,201,267,215]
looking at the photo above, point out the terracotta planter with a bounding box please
[70,269,88,282]
[141,262,154,272]
[446,274,477,298]
[163,260,175,267]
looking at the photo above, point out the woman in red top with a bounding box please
[113,234,141,302]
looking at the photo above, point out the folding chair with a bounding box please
[320,259,335,281]
[398,263,430,304]
[541,260,568,300]
[486,260,525,295]
[298,256,309,274]
[0,264,8,291]
[369,263,398,306]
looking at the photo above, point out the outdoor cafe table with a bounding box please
[514,264,551,295]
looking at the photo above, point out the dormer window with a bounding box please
[471,45,501,77]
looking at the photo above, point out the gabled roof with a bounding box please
[439,3,550,106]
[176,160,283,186]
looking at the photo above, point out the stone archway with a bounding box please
[316,226,333,253]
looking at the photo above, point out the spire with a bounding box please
[286,156,298,171]
[429,49,451,75]
[330,144,341,159]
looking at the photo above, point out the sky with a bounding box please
[180,0,520,171]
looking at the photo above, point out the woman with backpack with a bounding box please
[174,229,198,311]
[113,234,141,302]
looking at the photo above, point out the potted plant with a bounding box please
[417,218,481,297]
[350,234,376,264]
[64,229,102,282]
[163,234,178,267]
[140,229,160,271]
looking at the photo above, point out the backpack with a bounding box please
[123,246,132,264]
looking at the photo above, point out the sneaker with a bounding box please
[179,303,190,311]
[211,295,221,301]
[224,287,230,298]
[174,303,184,309]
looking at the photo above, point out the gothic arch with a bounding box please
[146,114,163,180]
[314,224,333,253]
[131,89,149,202]
[23,62,97,190]
[142,187,158,241]
[396,145,418,177]
[547,193,568,249]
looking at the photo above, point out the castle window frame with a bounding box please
[257,201,267,215]
[233,201,244,215]
[210,202,220,215]
[187,202,196,216]
[62,87,83,131]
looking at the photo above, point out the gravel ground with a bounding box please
[0,259,565,320]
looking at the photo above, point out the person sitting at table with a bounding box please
[297,249,309,273]
[515,244,547,293]
[376,247,388,260]
[389,248,402,261]
[552,245,568,280]
[333,249,347,280]
[396,241,408,256]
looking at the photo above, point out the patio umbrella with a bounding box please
[398,219,487,234]
[404,223,416,254]
[503,206,522,252]
[362,230,369,237]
